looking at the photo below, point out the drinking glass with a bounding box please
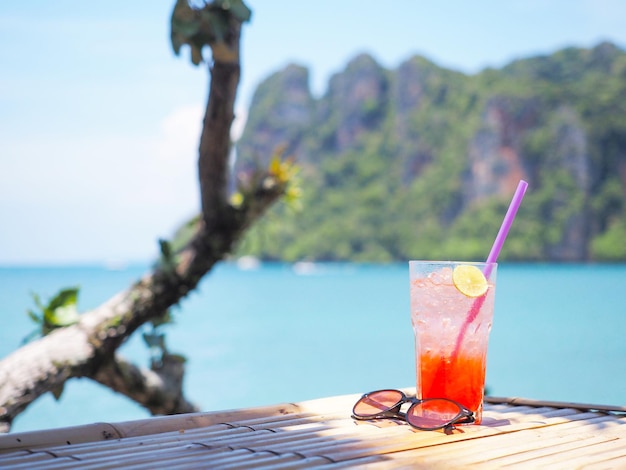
[409,261,497,424]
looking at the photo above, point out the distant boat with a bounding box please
[103,259,128,271]
[293,261,316,275]
[236,256,261,270]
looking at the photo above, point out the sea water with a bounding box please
[0,262,624,433]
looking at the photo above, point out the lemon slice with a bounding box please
[452,265,488,298]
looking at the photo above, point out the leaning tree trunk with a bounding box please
[0,1,286,433]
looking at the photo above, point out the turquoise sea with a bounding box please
[1,262,625,433]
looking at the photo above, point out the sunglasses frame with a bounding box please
[352,389,475,431]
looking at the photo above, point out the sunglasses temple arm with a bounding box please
[355,406,406,421]
[457,412,475,425]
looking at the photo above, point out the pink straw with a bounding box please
[483,180,528,278]
[449,179,529,359]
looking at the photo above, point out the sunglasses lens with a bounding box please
[406,398,464,429]
[353,390,404,417]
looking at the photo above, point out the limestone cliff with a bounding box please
[235,42,626,262]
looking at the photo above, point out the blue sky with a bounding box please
[1,0,625,265]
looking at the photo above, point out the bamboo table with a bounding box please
[1,390,626,468]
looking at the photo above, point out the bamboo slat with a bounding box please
[486,396,626,413]
[1,391,626,469]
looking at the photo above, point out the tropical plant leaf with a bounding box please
[49,304,80,327]
[26,286,81,336]
[201,10,228,43]
[170,215,201,253]
[170,0,251,65]
[224,0,252,22]
[30,292,45,312]
[142,331,165,349]
[26,309,42,324]
[47,287,79,312]
[43,287,80,329]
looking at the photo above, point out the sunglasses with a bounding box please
[352,389,474,431]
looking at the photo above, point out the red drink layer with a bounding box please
[418,351,487,422]
[410,263,496,424]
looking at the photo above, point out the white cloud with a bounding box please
[0,100,249,263]
[1,103,214,263]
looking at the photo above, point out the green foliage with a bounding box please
[157,239,179,278]
[170,0,251,65]
[24,287,81,343]
[591,217,626,260]
[155,214,203,277]
[235,43,626,262]
[171,215,202,252]
[142,324,168,367]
